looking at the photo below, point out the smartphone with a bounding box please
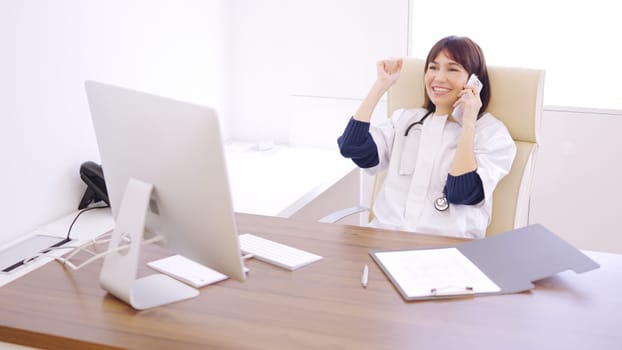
[452,74,483,125]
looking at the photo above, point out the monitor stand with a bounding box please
[99,178,199,310]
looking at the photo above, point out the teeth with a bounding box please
[433,87,450,93]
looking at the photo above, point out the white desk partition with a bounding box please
[224,141,356,218]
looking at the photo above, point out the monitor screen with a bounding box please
[85,80,245,283]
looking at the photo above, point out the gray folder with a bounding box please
[370,224,600,301]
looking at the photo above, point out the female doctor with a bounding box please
[337,36,516,239]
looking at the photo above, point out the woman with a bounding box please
[338,36,516,238]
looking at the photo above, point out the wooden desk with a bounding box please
[0,214,620,350]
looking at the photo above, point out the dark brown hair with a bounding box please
[422,36,491,116]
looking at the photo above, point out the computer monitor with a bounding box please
[84,80,245,309]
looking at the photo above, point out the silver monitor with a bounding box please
[85,81,245,309]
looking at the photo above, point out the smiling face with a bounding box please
[424,50,470,115]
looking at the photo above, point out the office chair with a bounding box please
[321,58,545,236]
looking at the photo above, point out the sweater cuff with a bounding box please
[338,117,371,146]
[337,117,379,168]
[445,170,484,205]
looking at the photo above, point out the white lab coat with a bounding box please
[367,108,516,239]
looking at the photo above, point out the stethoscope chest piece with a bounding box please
[434,196,449,211]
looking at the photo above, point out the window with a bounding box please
[409,0,621,111]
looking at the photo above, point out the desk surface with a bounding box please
[0,214,620,350]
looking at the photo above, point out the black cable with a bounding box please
[65,204,111,241]
[43,204,111,254]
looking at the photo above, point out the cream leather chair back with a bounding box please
[378,58,545,236]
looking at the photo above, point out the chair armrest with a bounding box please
[319,205,369,224]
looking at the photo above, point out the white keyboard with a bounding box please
[238,233,322,270]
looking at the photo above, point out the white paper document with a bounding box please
[374,248,500,298]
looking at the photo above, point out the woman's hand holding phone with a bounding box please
[452,74,483,126]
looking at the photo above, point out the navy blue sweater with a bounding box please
[338,117,484,205]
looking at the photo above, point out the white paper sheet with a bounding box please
[374,248,500,298]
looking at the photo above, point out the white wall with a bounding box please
[530,107,622,253]
[224,0,409,148]
[1,0,225,245]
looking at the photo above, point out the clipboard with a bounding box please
[370,224,600,301]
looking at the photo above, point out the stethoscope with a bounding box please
[403,110,449,212]
[404,110,433,136]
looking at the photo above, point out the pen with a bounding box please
[361,264,369,288]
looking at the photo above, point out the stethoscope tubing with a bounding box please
[402,110,448,211]
[404,111,433,136]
